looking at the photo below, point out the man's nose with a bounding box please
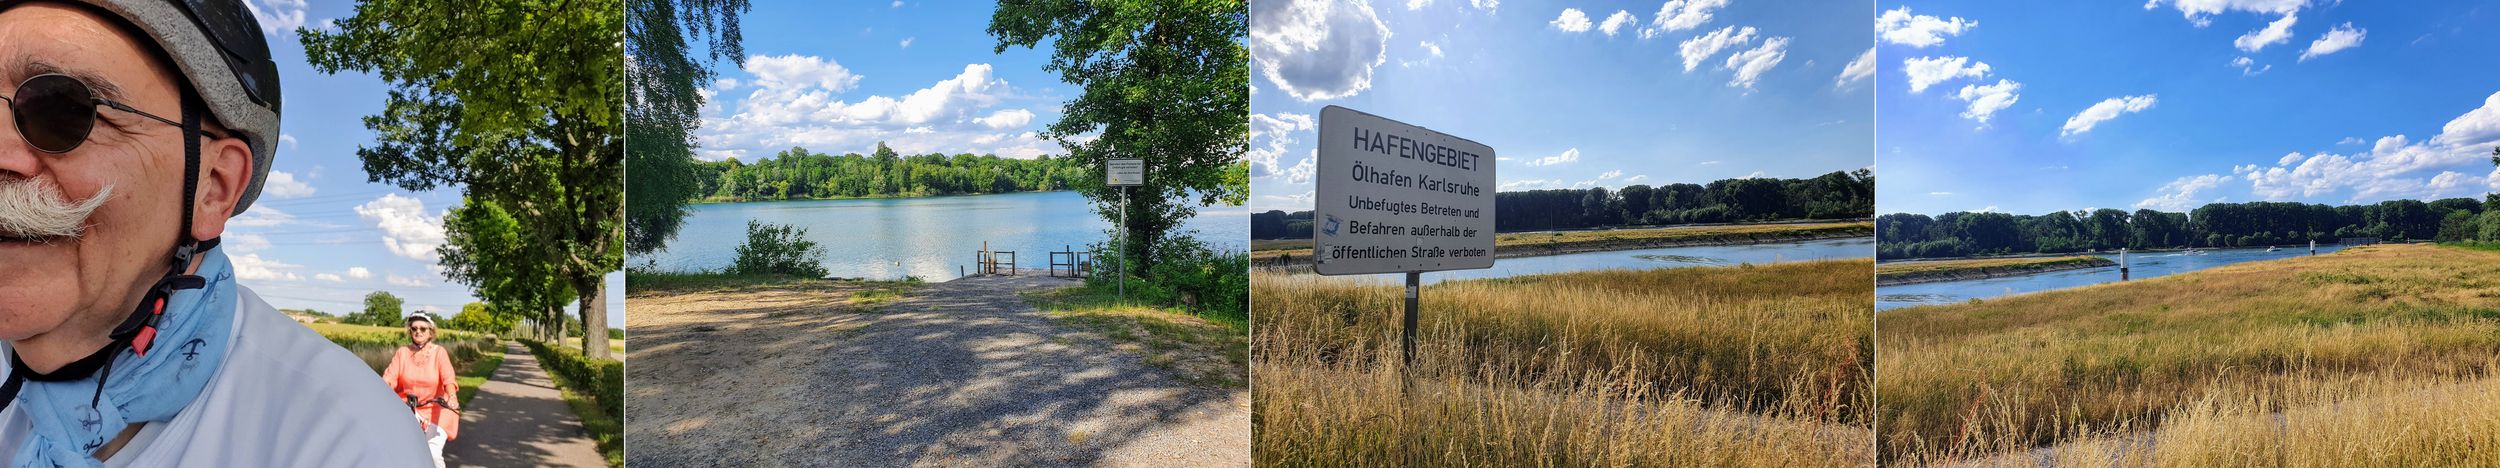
[0,108,37,178]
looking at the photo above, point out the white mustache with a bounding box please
[0,177,110,240]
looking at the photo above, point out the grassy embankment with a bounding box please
[308,322,503,406]
[1026,284,1249,388]
[1877,243,2500,466]
[1250,221,1873,265]
[1876,256,2115,286]
[1255,260,1875,466]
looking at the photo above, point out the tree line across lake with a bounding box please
[1878,195,2500,259]
[691,142,1086,201]
[1252,170,1874,239]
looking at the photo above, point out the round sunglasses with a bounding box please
[0,74,227,153]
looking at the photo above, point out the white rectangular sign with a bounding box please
[1313,105,1496,275]
[1107,159,1145,186]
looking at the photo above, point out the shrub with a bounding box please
[727,221,829,277]
[1088,233,1250,323]
[519,338,623,420]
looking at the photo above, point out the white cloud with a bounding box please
[315,273,342,282]
[1599,10,1638,37]
[223,233,270,253]
[355,194,446,262]
[1525,148,1580,167]
[1698,160,1722,166]
[746,54,862,93]
[277,134,299,150]
[973,109,1034,129]
[1835,47,1876,88]
[900,37,914,49]
[1623,175,1650,183]
[1420,41,1444,58]
[1929,191,1956,196]
[348,267,373,280]
[2231,56,2271,76]
[1250,113,1316,177]
[259,170,315,199]
[241,0,308,34]
[1742,171,1767,179]
[1571,170,1627,188]
[1723,37,1789,89]
[1499,179,1561,191]
[1283,154,1318,184]
[2224,91,2500,203]
[230,252,303,282]
[2299,22,2365,62]
[2233,13,2298,52]
[1974,205,2001,213]
[387,274,429,288]
[1953,79,2022,125]
[2061,94,2159,137]
[1550,8,1592,33]
[2143,0,2305,27]
[1901,56,1990,93]
[2137,173,2229,210]
[1641,0,1731,39]
[228,206,297,228]
[1875,7,1975,48]
[1252,0,1391,101]
[1408,0,1432,10]
[1677,26,1756,72]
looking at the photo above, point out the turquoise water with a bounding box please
[1876,245,2349,311]
[633,191,1247,280]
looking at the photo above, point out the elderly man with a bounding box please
[0,0,433,466]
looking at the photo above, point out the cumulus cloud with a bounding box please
[696,57,1049,160]
[1498,179,1561,191]
[2231,56,2271,76]
[2142,0,2304,27]
[1901,56,1990,93]
[230,253,303,282]
[1249,113,1316,177]
[747,54,862,93]
[348,267,373,280]
[387,274,430,288]
[2224,91,2500,203]
[1551,8,1592,32]
[1525,148,1580,167]
[1599,10,1637,37]
[1723,37,1790,89]
[2061,94,2159,137]
[1953,79,2022,125]
[1252,0,1391,101]
[241,0,308,34]
[355,194,447,262]
[1283,154,1318,184]
[1677,26,1757,72]
[973,109,1034,129]
[1641,0,1731,39]
[1875,7,1975,47]
[2233,13,2298,52]
[2136,173,2229,210]
[2298,22,2365,62]
[1835,47,1876,88]
[259,170,315,199]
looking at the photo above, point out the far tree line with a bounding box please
[692,142,1085,201]
[1878,195,2500,259]
[1252,169,1875,239]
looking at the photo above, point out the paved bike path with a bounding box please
[443,342,608,467]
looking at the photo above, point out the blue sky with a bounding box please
[1877,1,2500,216]
[1249,0,1874,212]
[220,0,622,323]
[690,0,1071,161]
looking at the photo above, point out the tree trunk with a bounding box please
[575,274,610,360]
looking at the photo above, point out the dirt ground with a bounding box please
[625,274,1249,467]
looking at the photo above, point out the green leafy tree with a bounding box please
[304,0,624,358]
[350,291,406,327]
[989,0,1250,272]
[439,198,575,340]
[627,0,751,254]
[444,302,521,335]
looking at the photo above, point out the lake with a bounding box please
[1877,245,2350,311]
[634,191,1247,280]
[1305,236,1874,285]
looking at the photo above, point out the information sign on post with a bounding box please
[1311,105,1497,372]
[1105,159,1144,299]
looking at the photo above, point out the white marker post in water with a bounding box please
[1107,159,1144,299]
[1311,105,1497,372]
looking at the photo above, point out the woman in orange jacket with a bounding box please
[382,314,460,468]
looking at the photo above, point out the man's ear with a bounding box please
[189,136,252,242]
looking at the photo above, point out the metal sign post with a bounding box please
[1107,159,1145,301]
[1309,106,1497,377]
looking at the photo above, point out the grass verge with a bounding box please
[1255,260,1874,465]
[1876,243,2500,464]
[1026,284,1248,388]
[520,338,625,467]
[1876,255,2114,286]
[1251,221,1872,264]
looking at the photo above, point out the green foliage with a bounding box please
[627,0,751,255]
[1880,197,2492,259]
[304,0,625,359]
[443,302,519,335]
[728,221,829,278]
[1088,235,1249,324]
[1255,170,1874,239]
[518,338,623,464]
[990,0,1250,274]
[695,144,1082,200]
[343,291,405,326]
[439,198,573,336]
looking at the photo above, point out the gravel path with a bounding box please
[627,274,1249,467]
[443,342,608,468]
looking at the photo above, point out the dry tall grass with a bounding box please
[1254,260,1875,466]
[1877,244,2500,465]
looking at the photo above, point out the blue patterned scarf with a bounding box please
[12,247,235,467]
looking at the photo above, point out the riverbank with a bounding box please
[1255,260,1873,466]
[1250,221,1872,266]
[691,188,1073,204]
[1876,244,2500,464]
[1874,256,2115,286]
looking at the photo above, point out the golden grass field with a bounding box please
[1876,243,2500,465]
[1250,221,1872,263]
[1254,260,1875,466]
[1876,256,2114,285]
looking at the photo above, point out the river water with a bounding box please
[634,191,1247,280]
[1290,236,1875,285]
[1876,245,2349,311]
